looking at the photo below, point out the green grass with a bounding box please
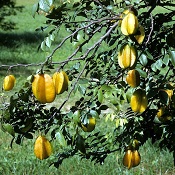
[0,129,175,175]
[1,1,175,174]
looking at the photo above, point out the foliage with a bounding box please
[1,0,175,169]
[0,0,23,30]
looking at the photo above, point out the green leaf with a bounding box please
[39,0,50,12]
[159,90,169,105]
[136,68,147,78]
[155,59,163,69]
[32,3,39,18]
[1,124,15,137]
[41,41,46,51]
[75,134,86,154]
[46,36,52,48]
[72,110,81,124]
[78,84,86,95]
[98,89,103,103]
[139,54,148,66]
[55,131,67,147]
[79,78,88,84]
[145,50,153,60]
[89,110,99,118]
[163,54,169,65]
[169,50,175,66]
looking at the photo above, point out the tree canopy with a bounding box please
[1,0,175,169]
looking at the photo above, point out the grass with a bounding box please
[0,129,175,175]
[1,1,175,174]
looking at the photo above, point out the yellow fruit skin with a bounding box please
[130,89,148,113]
[34,136,52,160]
[126,69,140,87]
[123,149,141,169]
[123,149,133,169]
[32,74,56,103]
[134,25,145,44]
[157,107,172,122]
[118,9,130,26]
[3,75,16,91]
[132,150,141,167]
[118,44,137,69]
[81,117,96,132]
[164,89,173,99]
[121,12,139,36]
[53,71,69,94]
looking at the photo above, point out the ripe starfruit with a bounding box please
[34,135,52,160]
[130,89,148,113]
[53,71,69,95]
[3,75,16,91]
[32,74,56,103]
[121,12,139,36]
[118,9,130,26]
[118,44,137,69]
[123,149,141,169]
[126,69,140,87]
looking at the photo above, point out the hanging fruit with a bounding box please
[3,75,16,91]
[123,148,141,169]
[34,135,52,160]
[121,12,139,36]
[126,69,140,87]
[118,44,137,69]
[130,89,148,113]
[53,71,69,95]
[32,74,56,103]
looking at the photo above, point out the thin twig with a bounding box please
[144,13,154,47]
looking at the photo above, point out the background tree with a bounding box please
[0,0,23,30]
[1,0,175,169]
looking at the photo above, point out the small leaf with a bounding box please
[169,50,175,66]
[73,110,81,123]
[139,54,148,66]
[145,50,153,60]
[90,110,99,118]
[136,68,147,78]
[39,0,50,12]
[32,3,39,18]
[41,41,46,51]
[79,78,88,84]
[46,37,52,48]
[1,124,15,137]
[55,131,67,147]
[78,84,86,95]
[98,89,103,103]
[155,59,163,69]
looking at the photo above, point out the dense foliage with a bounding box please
[1,0,175,168]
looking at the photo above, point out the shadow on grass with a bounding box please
[0,32,46,75]
[0,31,45,47]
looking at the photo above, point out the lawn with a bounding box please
[1,1,175,175]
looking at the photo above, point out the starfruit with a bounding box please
[121,12,139,36]
[34,135,52,160]
[126,69,140,87]
[130,89,148,113]
[53,71,69,95]
[123,149,141,169]
[118,44,137,69]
